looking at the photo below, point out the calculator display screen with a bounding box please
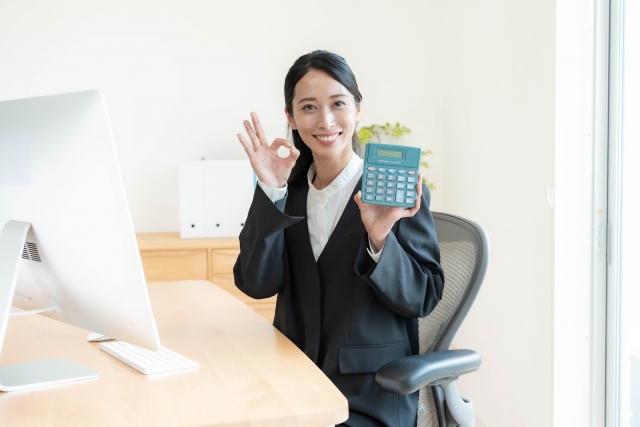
[377,149,404,159]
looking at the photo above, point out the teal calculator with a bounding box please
[361,143,421,208]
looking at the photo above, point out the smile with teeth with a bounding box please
[315,132,341,142]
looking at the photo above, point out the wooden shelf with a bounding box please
[136,233,275,322]
[137,232,240,251]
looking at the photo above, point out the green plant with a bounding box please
[357,122,436,191]
[357,122,411,143]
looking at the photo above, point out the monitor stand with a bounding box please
[0,220,99,392]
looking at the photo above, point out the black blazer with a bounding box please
[234,177,444,427]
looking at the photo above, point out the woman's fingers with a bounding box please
[237,133,254,156]
[288,142,301,160]
[285,144,301,164]
[243,119,261,152]
[354,191,363,208]
[270,138,291,150]
[404,173,423,217]
[250,112,269,147]
[271,138,300,163]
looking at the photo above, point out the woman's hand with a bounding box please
[354,173,423,252]
[237,112,300,188]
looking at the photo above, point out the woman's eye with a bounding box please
[302,104,316,111]
[334,101,346,107]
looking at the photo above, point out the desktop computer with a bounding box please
[0,90,194,391]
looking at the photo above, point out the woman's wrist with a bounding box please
[369,233,388,253]
[258,175,287,189]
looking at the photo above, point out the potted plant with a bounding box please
[357,123,435,190]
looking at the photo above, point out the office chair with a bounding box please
[376,212,489,427]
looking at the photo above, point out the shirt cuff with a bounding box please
[367,236,386,264]
[257,180,287,203]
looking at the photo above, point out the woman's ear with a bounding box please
[284,107,297,130]
[355,100,362,122]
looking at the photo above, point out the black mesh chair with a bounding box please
[376,212,489,427]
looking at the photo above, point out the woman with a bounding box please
[234,50,444,427]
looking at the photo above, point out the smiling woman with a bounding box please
[283,61,362,186]
[233,50,444,427]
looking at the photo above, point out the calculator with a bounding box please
[361,143,421,208]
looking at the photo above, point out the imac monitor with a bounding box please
[0,90,161,389]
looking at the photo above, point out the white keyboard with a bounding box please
[100,341,199,375]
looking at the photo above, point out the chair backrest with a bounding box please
[416,212,489,426]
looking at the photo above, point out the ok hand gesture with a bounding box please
[237,112,300,188]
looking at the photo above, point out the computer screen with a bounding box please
[0,90,160,354]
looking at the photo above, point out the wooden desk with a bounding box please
[137,233,277,322]
[0,280,348,427]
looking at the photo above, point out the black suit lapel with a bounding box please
[316,177,364,266]
[284,179,323,363]
[285,178,316,263]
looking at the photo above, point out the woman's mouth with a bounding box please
[314,132,341,145]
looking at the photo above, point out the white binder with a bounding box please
[179,160,255,238]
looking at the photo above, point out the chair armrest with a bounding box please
[375,349,481,395]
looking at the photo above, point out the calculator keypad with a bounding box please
[362,168,420,207]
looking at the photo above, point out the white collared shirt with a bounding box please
[257,151,384,262]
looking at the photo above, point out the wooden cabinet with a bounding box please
[136,233,276,322]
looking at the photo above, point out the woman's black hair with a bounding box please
[285,50,362,183]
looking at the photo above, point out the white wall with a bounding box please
[0,0,446,233]
[421,2,556,426]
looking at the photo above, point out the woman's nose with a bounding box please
[317,109,335,129]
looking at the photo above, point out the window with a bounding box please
[607,0,640,425]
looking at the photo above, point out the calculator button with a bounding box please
[407,184,415,190]
[406,191,415,197]
[365,195,373,200]
[367,166,376,171]
[397,183,405,189]
[367,173,375,179]
[406,198,414,205]
[365,188,374,193]
[395,190,404,203]
[385,197,394,202]
[377,174,386,180]
[407,177,416,183]
[387,175,396,181]
[397,176,406,182]
[398,170,407,174]
[388,169,396,173]
[366,180,374,186]
[386,189,394,195]
[375,196,384,201]
[377,168,386,172]
[408,170,416,175]
[386,182,395,188]
[376,188,384,194]
[377,182,384,187]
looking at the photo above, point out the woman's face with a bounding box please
[286,69,361,162]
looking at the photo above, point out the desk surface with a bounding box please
[0,280,348,427]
